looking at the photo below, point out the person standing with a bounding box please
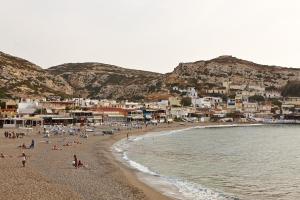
[29,139,35,149]
[21,153,27,167]
[73,154,78,168]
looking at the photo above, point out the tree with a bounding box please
[181,97,192,106]
[282,81,300,97]
[248,95,265,103]
[271,99,282,107]
[0,101,5,109]
[0,88,9,98]
[34,108,47,114]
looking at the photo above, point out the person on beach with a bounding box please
[1,153,8,158]
[52,145,62,150]
[77,160,88,168]
[73,154,78,168]
[18,143,27,149]
[64,142,73,146]
[73,141,82,144]
[29,139,35,149]
[1,153,12,158]
[4,131,8,138]
[20,153,27,167]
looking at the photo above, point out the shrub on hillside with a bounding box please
[282,81,300,97]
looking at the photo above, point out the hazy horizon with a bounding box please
[1,0,300,73]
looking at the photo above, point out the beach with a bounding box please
[0,122,205,200]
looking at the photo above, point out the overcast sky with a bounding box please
[1,0,300,73]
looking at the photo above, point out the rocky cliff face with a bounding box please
[165,55,300,90]
[47,63,163,100]
[0,51,74,98]
[1,52,300,99]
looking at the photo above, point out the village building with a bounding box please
[186,87,198,98]
[17,101,39,116]
[168,97,181,107]
[39,101,76,114]
[121,101,143,110]
[227,99,236,112]
[283,97,300,106]
[127,110,144,122]
[265,90,282,99]
[92,107,127,123]
[205,87,227,95]
[69,110,93,124]
[73,98,99,108]
[192,98,212,108]
[170,107,190,119]
[243,102,258,118]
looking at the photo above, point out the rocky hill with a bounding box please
[0,52,73,98]
[165,55,300,94]
[1,52,300,99]
[47,63,163,100]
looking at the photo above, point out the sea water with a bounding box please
[113,125,300,200]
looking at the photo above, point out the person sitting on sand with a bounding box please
[1,153,12,158]
[1,153,8,158]
[78,160,83,167]
[63,142,73,146]
[18,143,27,149]
[77,160,88,168]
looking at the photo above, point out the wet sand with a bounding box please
[0,122,202,200]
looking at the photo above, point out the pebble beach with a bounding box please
[0,123,201,200]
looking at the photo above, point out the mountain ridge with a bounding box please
[1,51,300,99]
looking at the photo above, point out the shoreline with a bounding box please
[110,122,264,200]
[0,122,259,200]
[106,122,204,200]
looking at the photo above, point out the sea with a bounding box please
[113,124,300,200]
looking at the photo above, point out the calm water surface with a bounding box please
[125,125,300,200]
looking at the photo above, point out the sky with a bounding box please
[1,0,300,73]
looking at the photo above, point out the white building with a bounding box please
[170,107,192,119]
[186,87,198,98]
[192,98,212,108]
[17,102,39,115]
[243,102,258,113]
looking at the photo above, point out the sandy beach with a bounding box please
[0,122,207,200]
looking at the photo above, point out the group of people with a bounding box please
[0,152,27,167]
[1,127,89,170]
[4,131,25,139]
[0,152,11,158]
[18,139,35,149]
[52,140,82,150]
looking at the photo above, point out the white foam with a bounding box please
[121,151,234,200]
[123,152,159,176]
[111,124,256,200]
[167,178,233,200]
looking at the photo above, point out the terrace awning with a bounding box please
[52,117,73,120]
[107,114,125,118]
